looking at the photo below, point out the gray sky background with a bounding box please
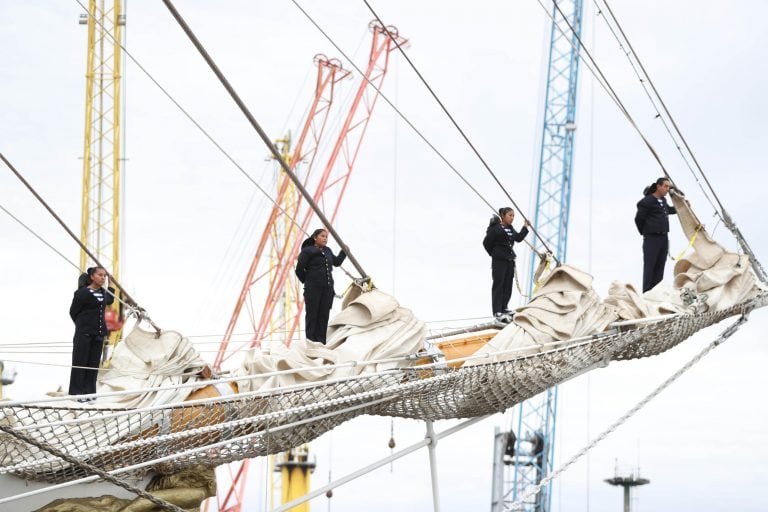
[1,1,767,511]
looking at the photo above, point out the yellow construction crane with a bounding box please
[78,0,125,344]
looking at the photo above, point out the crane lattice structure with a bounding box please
[78,0,126,341]
[502,1,584,511]
[214,22,406,370]
[214,22,406,511]
[214,55,346,512]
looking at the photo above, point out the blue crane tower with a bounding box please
[491,1,584,511]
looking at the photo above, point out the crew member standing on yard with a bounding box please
[296,228,347,344]
[483,207,530,322]
[635,177,677,292]
[69,266,114,397]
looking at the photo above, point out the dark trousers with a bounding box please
[642,234,669,292]
[69,331,104,395]
[491,258,515,315]
[304,286,335,344]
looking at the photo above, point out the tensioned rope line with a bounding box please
[592,0,767,284]
[288,2,504,223]
[160,0,367,280]
[0,423,186,512]
[0,153,161,334]
[70,0,313,245]
[361,0,557,261]
[506,313,749,510]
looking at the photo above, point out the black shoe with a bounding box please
[494,312,511,324]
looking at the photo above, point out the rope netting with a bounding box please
[1,293,764,485]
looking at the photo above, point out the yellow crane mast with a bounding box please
[270,136,315,511]
[79,0,125,343]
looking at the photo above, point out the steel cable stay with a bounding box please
[361,0,558,261]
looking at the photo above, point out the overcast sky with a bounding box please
[1,1,767,511]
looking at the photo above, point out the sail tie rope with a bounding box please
[672,223,702,261]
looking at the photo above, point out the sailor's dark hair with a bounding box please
[78,266,107,288]
[489,207,514,227]
[301,228,328,249]
[643,177,670,196]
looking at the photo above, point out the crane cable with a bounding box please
[0,153,161,334]
[160,0,368,282]
[361,0,557,262]
[591,0,767,283]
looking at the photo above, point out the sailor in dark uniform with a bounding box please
[69,266,114,397]
[295,228,346,344]
[634,177,677,292]
[483,207,530,321]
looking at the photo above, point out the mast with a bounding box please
[78,0,126,342]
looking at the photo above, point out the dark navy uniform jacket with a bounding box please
[295,247,346,289]
[635,194,677,235]
[483,224,529,261]
[69,286,115,337]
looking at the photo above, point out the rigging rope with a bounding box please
[506,313,749,510]
[0,153,159,333]
[361,0,557,261]
[160,0,367,281]
[0,423,186,512]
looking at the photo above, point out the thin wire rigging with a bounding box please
[71,0,313,243]
[361,0,558,261]
[591,0,722,219]
[288,1,499,217]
